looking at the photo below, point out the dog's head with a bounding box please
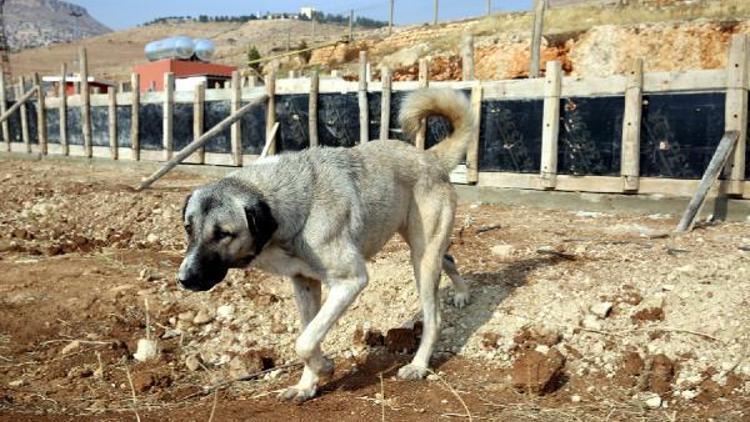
[177,178,277,292]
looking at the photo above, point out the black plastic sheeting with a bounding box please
[240,101,266,154]
[173,103,193,152]
[317,93,359,147]
[275,94,309,152]
[204,101,231,153]
[367,92,381,141]
[558,96,623,176]
[116,106,132,148]
[91,106,108,146]
[26,101,38,144]
[640,93,725,179]
[479,99,543,173]
[139,103,163,151]
[388,91,408,142]
[6,102,21,142]
[67,107,83,145]
[46,108,61,143]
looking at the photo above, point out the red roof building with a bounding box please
[133,59,237,92]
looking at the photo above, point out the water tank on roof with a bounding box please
[145,36,201,61]
[193,38,215,62]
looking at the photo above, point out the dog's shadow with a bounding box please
[325,255,565,394]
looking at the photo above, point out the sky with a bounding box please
[69,0,533,30]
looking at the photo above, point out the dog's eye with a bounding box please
[215,229,235,240]
[184,224,192,234]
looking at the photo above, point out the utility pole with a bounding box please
[433,0,438,25]
[349,10,354,42]
[311,10,316,41]
[388,0,394,35]
[487,0,492,16]
[530,0,546,78]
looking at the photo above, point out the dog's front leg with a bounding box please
[279,273,367,403]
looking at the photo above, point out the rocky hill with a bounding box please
[4,0,111,51]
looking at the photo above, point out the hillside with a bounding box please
[4,0,111,50]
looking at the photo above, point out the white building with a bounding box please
[300,6,315,19]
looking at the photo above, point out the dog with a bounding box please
[178,88,474,402]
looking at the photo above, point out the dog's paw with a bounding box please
[452,291,471,309]
[278,386,317,404]
[319,357,335,381]
[397,364,429,380]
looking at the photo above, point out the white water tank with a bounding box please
[193,38,215,62]
[145,36,198,61]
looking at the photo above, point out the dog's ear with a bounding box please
[245,199,278,254]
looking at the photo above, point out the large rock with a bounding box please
[511,349,566,394]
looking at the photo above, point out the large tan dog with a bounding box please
[178,88,474,402]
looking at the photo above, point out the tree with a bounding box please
[247,45,262,73]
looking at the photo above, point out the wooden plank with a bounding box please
[0,68,8,151]
[540,60,561,189]
[59,63,68,156]
[380,67,392,141]
[676,131,739,232]
[461,35,475,81]
[33,73,47,155]
[17,77,30,153]
[0,86,36,125]
[80,47,92,158]
[620,58,644,191]
[724,35,749,196]
[466,83,482,184]
[530,0,546,78]
[137,93,268,190]
[416,58,429,149]
[231,70,242,166]
[260,122,280,158]
[194,81,205,164]
[131,73,140,160]
[163,72,174,160]
[265,71,277,155]
[309,70,319,147]
[358,51,369,143]
[108,88,117,160]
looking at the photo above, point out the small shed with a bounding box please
[133,59,237,92]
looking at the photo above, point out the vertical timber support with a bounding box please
[380,67,392,141]
[309,70,319,147]
[60,64,68,155]
[108,88,117,160]
[80,47,92,158]
[231,70,242,166]
[530,0,546,78]
[131,73,140,160]
[466,82,483,184]
[194,81,205,164]
[621,58,644,192]
[461,35,475,81]
[724,34,749,196]
[18,77,30,153]
[265,71,277,155]
[416,58,430,149]
[540,60,561,189]
[358,51,369,143]
[0,68,9,151]
[33,73,47,155]
[163,72,174,160]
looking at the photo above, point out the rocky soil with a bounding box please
[0,157,748,420]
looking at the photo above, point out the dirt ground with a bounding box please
[0,156,749,421]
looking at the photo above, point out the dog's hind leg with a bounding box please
[398,201,454,380]
[280,257,368,403]
[443,254,470,308]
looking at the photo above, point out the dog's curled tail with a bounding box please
[399,88,474,172]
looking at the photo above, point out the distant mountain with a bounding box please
[3,0,111,51]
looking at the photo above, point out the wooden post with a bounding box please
[60,63,68,155]
[231,70,242,165]
[0,87,37,125]
[530,0,546,78]
[108,88,117,160]
[358,51,369,143]
[0,68,9,151]
[80,47,92,157]
[487,0,492,16]
[380,67,392,141]
[194,81,205,164]
[461,35,475,81]
[18,77,30,153]
[724,34,749,196]
[265,71,277,155]
[388,0,394,36]
[466,83,483,184]
[33,73,47,154]
[416,58,430,149]
[137,94,267,190]
[131,73,140,160]
[163,72,174,160]
[621,58,644,192]
[540,60,561,189]
[433,0,439,25]
[676,131,739,232]
[309,70,319,147]
[349,10,354,42]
